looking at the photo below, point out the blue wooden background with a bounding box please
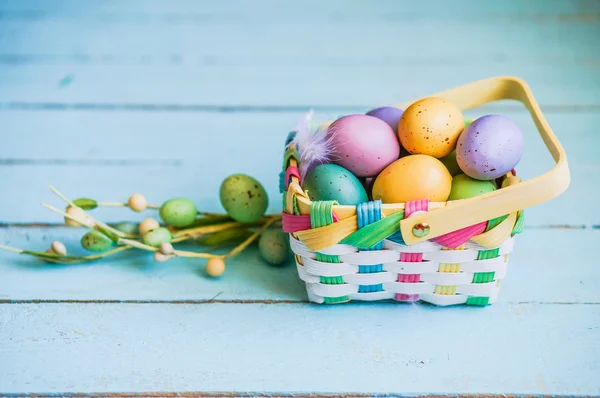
[0,0,599,396]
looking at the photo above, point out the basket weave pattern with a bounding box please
[281,134,524,306]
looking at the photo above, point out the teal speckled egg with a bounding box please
[220,174,268,223]
[448,173,496,201]
[159,198,197,228]
[258,228,291,266]
[302,164,368,205]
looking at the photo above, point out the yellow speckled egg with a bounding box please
[372,154,452,203]
[398,97,465,158]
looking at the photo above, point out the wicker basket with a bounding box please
[280,76,570,306]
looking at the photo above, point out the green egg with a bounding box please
[159,198,197,228]
[220,174,268,223]
[81,230,114,252]
[113,222,139,235]
[439,150,463,177]
[448,173,496,201]
[302,164,368,205]
[258,228,291,266]
[142,227,172,248]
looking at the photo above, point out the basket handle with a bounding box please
[395,76,570,245]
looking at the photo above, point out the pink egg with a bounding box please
[326,114,400,177]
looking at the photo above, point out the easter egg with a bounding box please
[113,222,139,236]
[139,218,160,236]
[398,97,465,158]
[456,115,524,180]
[303,164,368,205]
[448,174,496,201]
[159,198,197,228]
[220,174,268,223]
[366,107,404,133]
[64,206,88,227]
[327,114,400,177]
[51,241,67,256]
[81,230,113,253]
[258,228,291,266]
[372,154,452,203]
[206,257,226,277]
[142,227,173,248]
[439,149,462,176]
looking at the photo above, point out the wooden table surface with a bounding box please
[1,0,599,396]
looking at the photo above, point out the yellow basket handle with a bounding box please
[395,76,570,245]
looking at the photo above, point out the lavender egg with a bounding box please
[327,114,400,177]
[366,106,404,133]
[456,115,524,180]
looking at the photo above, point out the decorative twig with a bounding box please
[41,202,137,239]
[41,202,94,227]
[0,244,23,254]
[0,178,291,275]
[48,185,77,208]
[97,202,128,208]
[0,243,132,264]
[172,218,276,239]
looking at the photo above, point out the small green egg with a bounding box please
[439,150,462,177]
[302,164,368,205]
[258,228,291,266]
[113,222,139,235]
[81,230,114,252]
[142,227,173,248]
[159,198,197,228]
[220,174,268,223]
[448,173,496,201]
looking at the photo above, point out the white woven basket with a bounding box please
[280,76,569,306]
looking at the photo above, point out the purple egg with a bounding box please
[366,106,404,133]
[456,115,524,180]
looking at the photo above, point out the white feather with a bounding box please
[292,111,337,179]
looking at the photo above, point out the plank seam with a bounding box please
[2,103,600,113]
[0,300,597,305]
[0,392,590,398]
[0,224,593,229]
[0,299,309,304]
[0,159,182,166]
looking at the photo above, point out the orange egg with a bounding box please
[372,155,452,203]
[398,97,464,158]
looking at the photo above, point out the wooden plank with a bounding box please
[0,109,596,225]
[0,228,598,303]
[0,1,598,106]
[1,0,597,17]
[0,302,598,394]
[4,109,591,161]
[0,1,597,396]
[1,0,597,60]
[1,64,598,107]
